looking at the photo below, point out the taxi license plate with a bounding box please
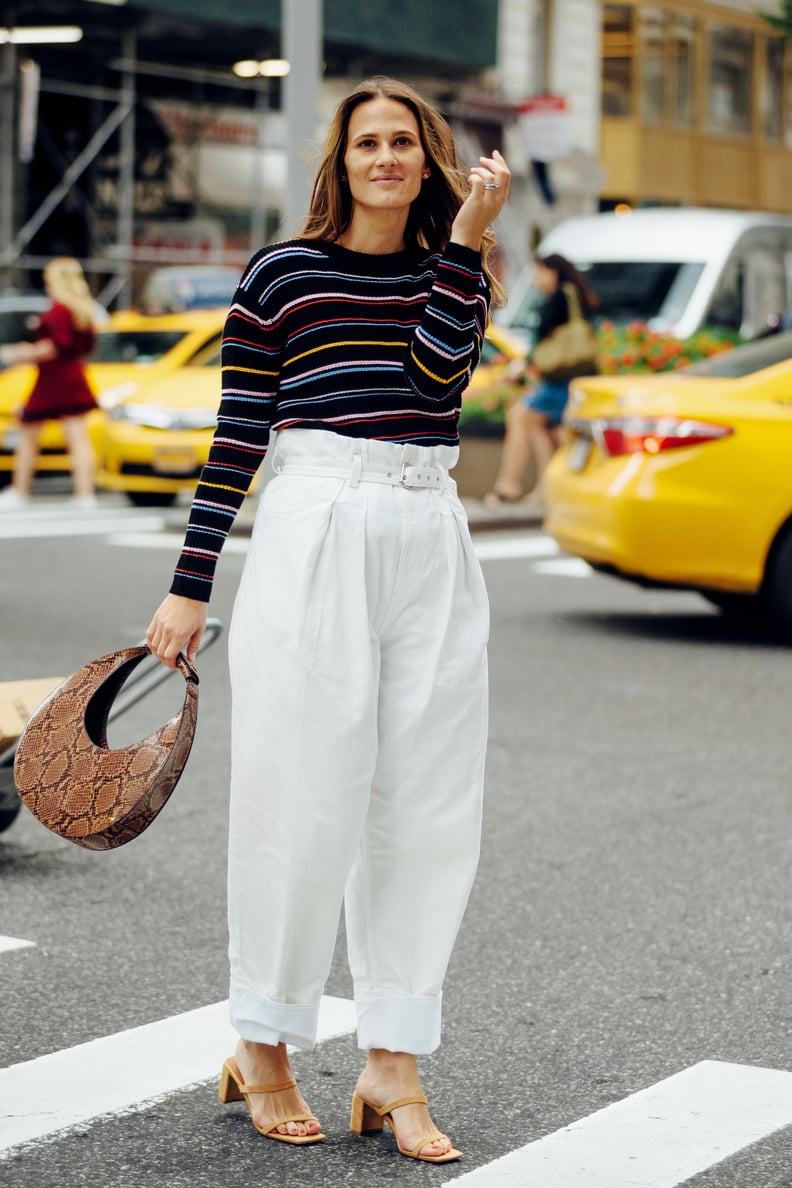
[567,436,592,472]
[151,447,197,474]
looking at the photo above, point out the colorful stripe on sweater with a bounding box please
[170,238,490,601]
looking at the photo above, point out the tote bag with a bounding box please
[532,283,598,383]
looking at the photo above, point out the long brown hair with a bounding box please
[299,76,504,306]
[44,257,97,330]
[537,253,599,317]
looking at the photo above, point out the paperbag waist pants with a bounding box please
[227,428,489,1053]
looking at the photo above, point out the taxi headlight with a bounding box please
[108,403,217,430]
[97,381,138,409]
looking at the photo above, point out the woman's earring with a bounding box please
[422,170,430,178]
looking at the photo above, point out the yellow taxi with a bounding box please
[96,323,524,506]
[0,309,225,482]
[468,322,522,390]
[545,332,792,631]
[96,339,222,506]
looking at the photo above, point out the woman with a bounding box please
[484,252,598,508]
[0,257,99,508]
[146,77,510,1162]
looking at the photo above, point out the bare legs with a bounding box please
[231,1041,453,1156]
[10,424,42,497]
[524,411,561,505]
[61,415,96,499]
[485,399,561,506]
[8,414,95,500]
[233,1040,323,1138]
[355,1049,453,1158]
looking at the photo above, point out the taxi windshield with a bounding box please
[92,330,186,365]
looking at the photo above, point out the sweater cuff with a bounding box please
[169,572,213,603]
[443,240,484,272]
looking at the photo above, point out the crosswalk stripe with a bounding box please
[0,994,355,1155]
[533,557,592,578]
[474,535,559,561]
[0,513,165,540]
[0,936,35,953]
[107,531,565,564]
[442,1060,792,1188]
[110,531,249,554]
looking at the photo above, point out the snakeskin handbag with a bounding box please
[13,646,199,851]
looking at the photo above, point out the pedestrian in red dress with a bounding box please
[0,257,99,508]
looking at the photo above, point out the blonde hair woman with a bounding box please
[146,77,510,1163]
[0,257,99,508]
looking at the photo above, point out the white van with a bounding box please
[499,208,792,346]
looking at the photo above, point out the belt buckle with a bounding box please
[398,461,410,487]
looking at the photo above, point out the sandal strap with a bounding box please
[261,1111,319,1137]
[379,1093,428,1115]
[239,1076,297,1095]
[409,1131,449,1158]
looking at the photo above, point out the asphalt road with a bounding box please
[2,494,792,1188]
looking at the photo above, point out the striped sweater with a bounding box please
[170,237,490,602]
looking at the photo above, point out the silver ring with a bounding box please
[483,182,500,190]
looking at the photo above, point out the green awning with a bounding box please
[129,0,497,69]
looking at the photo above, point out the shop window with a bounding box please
[640,8,665,124]
[764,37,784,141]
[633,8,698,128]
[708,26,754,135]
[669,15,696,127]
[602,5,634,117]
[786,58,792,148]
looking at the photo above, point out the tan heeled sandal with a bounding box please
[218,1058,325,1145]
[349,1090,462,1164]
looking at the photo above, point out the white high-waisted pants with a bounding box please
[227,428,489,1054]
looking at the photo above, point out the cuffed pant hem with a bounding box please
[229,981,320,1050]
[355,995,442,1054]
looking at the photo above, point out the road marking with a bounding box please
[0,512,165,540]
[108,531,563,563]
[111,531,250,554]
[0,994,355,1155]
[443,1060,792,1188]
[533,557,592,578]
[475,535,559,561]
[0,936,35,954]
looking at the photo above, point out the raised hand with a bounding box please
[451,149,511,251]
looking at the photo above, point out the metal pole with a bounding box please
[116,30,136,308]
[283,0,322,235]
[0,41,16,288]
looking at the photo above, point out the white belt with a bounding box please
[273,455,448,490]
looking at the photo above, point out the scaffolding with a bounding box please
[0,4,321,307]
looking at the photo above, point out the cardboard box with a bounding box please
[0,677,64,751]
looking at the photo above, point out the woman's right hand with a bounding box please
[146,593,208,669]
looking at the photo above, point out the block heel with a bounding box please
[218,1061,244,1104]
[349,1090,461,1163]
[350,1090,385,1134]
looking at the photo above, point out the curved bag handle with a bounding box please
[14,646,199,851]
[562,282,584,323]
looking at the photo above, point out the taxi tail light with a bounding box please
[594,417,734,457]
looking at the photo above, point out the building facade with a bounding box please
[3,0,791,303]
[600,0,792,211]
